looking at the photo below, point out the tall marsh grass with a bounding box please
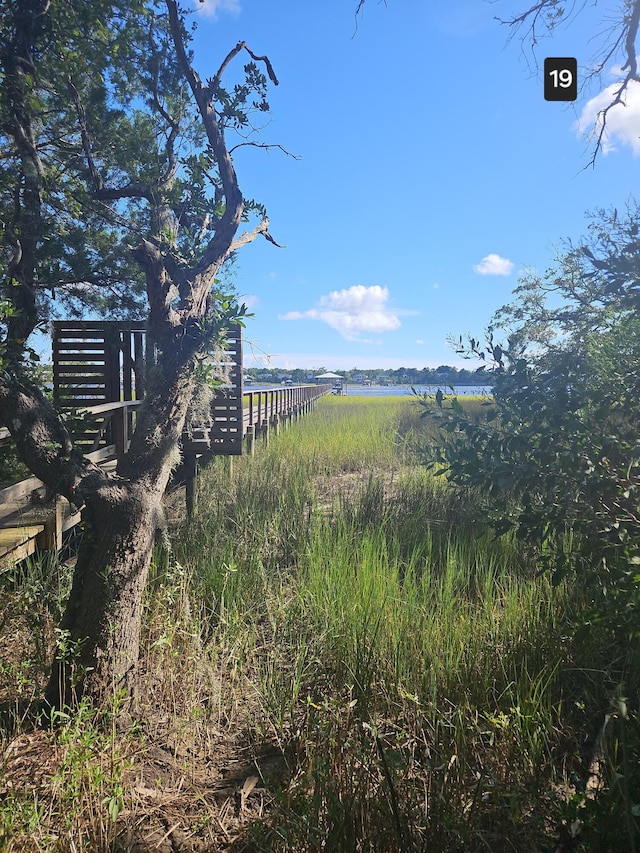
[174,395,638,850]
[2,395,638,850]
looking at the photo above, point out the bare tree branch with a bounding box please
[227,217,285,254]
[353,0,387,34]
[208,40,279,97]
[495,0,640,165]
[209,40,247,95]
[228,141,300,158]
[208,41,246,98]
[623,0,640,80]
[244,45,279,86]
[166,0,243,281]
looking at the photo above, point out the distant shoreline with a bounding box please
[246,383,493,396]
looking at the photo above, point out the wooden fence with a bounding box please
[182,383,331,513]
[0,383,331,565]
[53,320,147,408]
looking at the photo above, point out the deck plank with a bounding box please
[0,525,45,563]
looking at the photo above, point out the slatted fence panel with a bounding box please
[53,321,147,407]
[53,321,244,456]
[52,321,147,452]
[207,324,244,455]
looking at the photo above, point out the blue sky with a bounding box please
[189,0,637,371]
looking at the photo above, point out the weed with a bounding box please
[1,395,639,850]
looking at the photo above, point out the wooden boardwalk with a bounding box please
[0,384,330,567]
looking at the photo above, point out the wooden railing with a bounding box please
[0,384,332,562]
[0,383,331,471]
[243,384,331,434]
[0,399,142,496]
[0,400,144,564]
[183,384,332,512]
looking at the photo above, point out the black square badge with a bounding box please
[544,57,578,101]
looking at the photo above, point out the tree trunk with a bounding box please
[44,477,164,712]
[0,367,192,714]
[0,0,273,718]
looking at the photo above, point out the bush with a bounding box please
[422,206,640,640]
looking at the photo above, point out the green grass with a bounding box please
[175,394,640,851]
[1,394,638,851]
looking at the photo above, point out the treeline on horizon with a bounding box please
[246,364,490,386]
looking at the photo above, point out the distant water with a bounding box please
[249,384,493,397]
[340,385,493,397]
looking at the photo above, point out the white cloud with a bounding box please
[472,254,514,276]
[415,339,425,345]
[575,79,640,155]
[194,0,240,18]
[280,285,403,341]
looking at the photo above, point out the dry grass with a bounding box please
[0,562,284,852]
[0,396,638,852]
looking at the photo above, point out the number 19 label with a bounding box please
[544,57,578,101]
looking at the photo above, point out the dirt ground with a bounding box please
[0,485,288,852]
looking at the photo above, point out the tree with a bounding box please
[421,205,640,636]
[0,0,281,712]
[497,0,640,165]
[355,0,640,166]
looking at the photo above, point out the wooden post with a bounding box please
[113,404,129,458]
[272,414,280,437]
[41,495,63,551]
[245,424,255,456]
[185,453,198,518]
